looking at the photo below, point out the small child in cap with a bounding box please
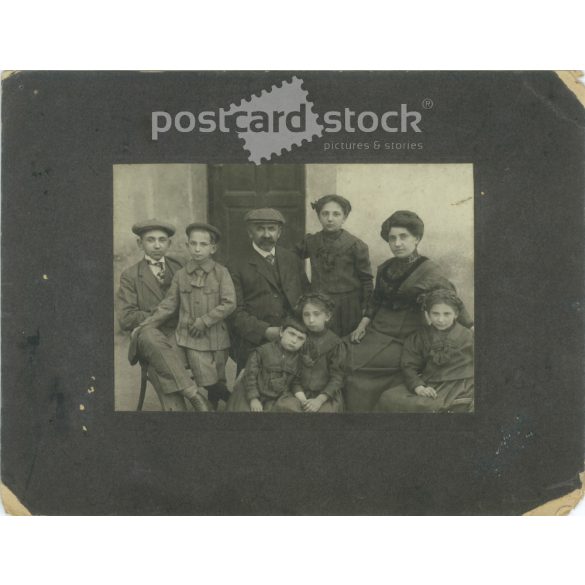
[225,317,308,412]
[273,292,345,413]
[139,222,236,409]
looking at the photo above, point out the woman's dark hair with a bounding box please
[421,288,464,314]
[380,210,424,242]
[310,194,352,217]
[295,292,336,315]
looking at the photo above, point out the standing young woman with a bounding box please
[295,194,373,337]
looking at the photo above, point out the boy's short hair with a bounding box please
[281,317,308,336]
[422,288,464,313]
[185,222,221,244]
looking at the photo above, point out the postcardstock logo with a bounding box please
[151,77,424,163]
[226,76,323,164]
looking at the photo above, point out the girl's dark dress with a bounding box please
[375,322,474,412]
[344,253,473,412]
[295,230,373,337]
[272,328,346,413]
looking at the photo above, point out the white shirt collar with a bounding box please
[252,242,276,258]
[144,254,166,265]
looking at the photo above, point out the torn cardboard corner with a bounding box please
[1,482,31,516]
[555,70,585,107]
[1,70,20,81]
[524,471,585,516]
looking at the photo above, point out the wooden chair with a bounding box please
[136,361,196,412]
[137,361,149,411]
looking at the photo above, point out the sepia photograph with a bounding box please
[114,163,474,413]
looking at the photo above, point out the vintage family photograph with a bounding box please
[3,67,582,520]
[113,163,474,413]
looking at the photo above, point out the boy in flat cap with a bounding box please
[225,317,308,412]
[138,222,235,409]
[117,219,204,411]
[227,208,307,372]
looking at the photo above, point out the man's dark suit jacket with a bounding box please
[227,245,306,370]
[117,255,184,364]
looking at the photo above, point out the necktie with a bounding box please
[265,254,275,266]
[149,261,165,282]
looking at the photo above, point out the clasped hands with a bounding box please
[414,385,437,399]
[294,391,327,413]
[188,317,207,338]
[349,317,370,344]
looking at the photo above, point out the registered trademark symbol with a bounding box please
[422,98,434,109]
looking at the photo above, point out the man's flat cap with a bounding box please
[244,208,286,224]
[132,219,176,237]
[185,222,222,241]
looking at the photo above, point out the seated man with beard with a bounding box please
[227,208,307,373]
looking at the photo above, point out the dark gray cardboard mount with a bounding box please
[1,71,583,515]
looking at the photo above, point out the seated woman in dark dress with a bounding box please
[344,210,473,412]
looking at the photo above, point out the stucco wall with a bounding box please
[306,164,474,316]
[113,163,208,293]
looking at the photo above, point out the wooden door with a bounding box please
[208,164,306,263]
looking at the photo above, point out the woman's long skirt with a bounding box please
[374,378,474,413]
[344,329,405,412]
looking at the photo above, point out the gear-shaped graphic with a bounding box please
[225,76,323,164]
